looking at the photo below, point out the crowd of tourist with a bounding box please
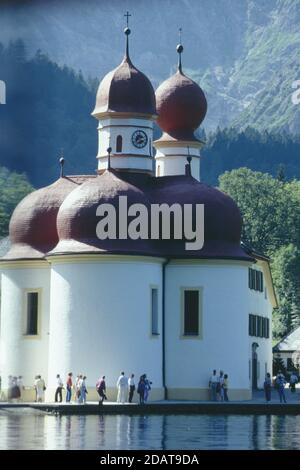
[264,370,299,403]
[209,369,300,403]
[208,370,229,401]
[3,371,153,405]
[3,369,299,404]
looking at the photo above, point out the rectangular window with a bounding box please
[257,316,263,338]
[248,268,264,292]
[249,268,255,289]
[249,314,256,336]
[262,317,265,338]
[249,315,270,338]
[266,318,270,339]
[256,271,260,291]
[260,272,264,292]
[248,313,253,336]
[26,292,39,335]
[151,288,159,335]
[254,315,258,336]
[264,318,268,338]
[183,290,199,336]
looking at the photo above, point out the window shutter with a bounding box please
[184,290,199,336]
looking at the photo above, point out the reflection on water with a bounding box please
[0,409,300,450]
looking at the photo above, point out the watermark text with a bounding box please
[96,196,204,251]
[0,80,6,104]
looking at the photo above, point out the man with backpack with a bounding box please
[289,372,298,393]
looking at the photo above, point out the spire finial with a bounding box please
[176,27,183,73]
[59,148,65,178]
[124,11,132,60]
[124,11,131,27]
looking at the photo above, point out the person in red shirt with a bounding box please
[66,372,73,403]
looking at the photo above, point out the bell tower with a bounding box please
[92,13,157,174]
[153,36,207,181]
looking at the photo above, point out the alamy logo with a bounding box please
[292,80,300,105]
[0,80,6,104]
[96,196,204,251]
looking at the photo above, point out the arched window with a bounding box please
[116,135,122,153]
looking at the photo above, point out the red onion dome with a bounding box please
[3,176,91,260]
[51,170,154,256]
[155,44,207,141]
[151,175,249,259]
[50,169,251,262]
[92,28,156,117]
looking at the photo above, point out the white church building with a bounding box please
[0,25,277,402]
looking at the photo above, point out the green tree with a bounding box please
[219,168,300,340]
[0,40,96,187]
[273,356,287,377]
[271,244,300,339]
[0,167,34,237]
[218,168,300,253]
[202,127,300,186]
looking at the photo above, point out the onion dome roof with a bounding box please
[151,175,246,258]
[155,43,207,141]
[92,28,156,118]
[50,170,251,262]
[3,176,93,260]
[52,170,153,255]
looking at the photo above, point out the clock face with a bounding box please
[131,130,148,149]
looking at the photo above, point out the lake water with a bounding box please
[0,409,299,450]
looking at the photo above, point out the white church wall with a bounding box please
[46,256,163,401]
[165,260,254,400]
[0,263,50,394]
[155,146,201,180]
[98,154,153,173]
[97,117,154,173]
[247,264,273,389]
[97,117,153,156]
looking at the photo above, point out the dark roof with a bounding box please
[240,241,270,262]
[3,169,254,262]
[92,55,156,117]
[2,176,95,261]
[49,169,252,261]
[273,326,300,352]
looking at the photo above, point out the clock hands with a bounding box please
[136,135,145,144]
[132,130,148,148]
